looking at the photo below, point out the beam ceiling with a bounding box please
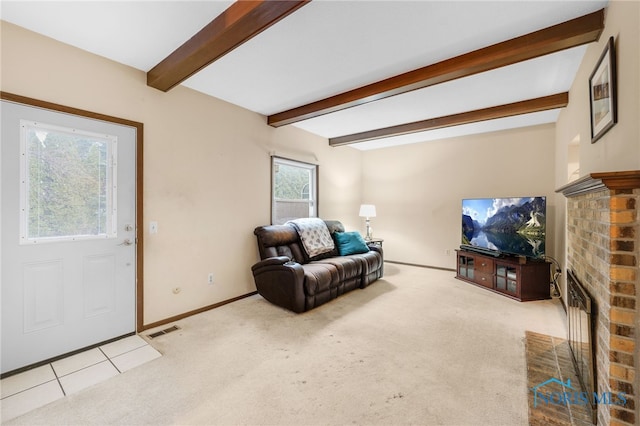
[268,9,604,128]
[329,93,569,147]
[147,0,309,92]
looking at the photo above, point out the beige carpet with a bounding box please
[6,263,567,425]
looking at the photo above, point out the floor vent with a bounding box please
[147,325,180,339]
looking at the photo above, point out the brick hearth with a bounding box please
[557,171,640,425]
[526,331,593,426]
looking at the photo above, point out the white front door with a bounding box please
[1,100,137,374]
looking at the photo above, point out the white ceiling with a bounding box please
[1,0,609,150]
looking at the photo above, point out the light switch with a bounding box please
[150,221,158,234]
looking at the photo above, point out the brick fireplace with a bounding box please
[558,171,640,425]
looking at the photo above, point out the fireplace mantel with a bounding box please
[556,170,640,197]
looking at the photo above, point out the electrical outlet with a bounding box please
[445,249,452,256]
[208,273,214,284]
[150,221,158,234]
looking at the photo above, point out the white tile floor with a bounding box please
[0,335,161,423]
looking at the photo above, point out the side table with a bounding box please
[366,238,383,248]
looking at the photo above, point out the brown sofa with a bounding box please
[251,220,383,312]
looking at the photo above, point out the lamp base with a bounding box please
[365,219,372,241]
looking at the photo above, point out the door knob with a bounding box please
[119,238,134,246]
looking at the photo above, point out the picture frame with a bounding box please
[589,36,617,143]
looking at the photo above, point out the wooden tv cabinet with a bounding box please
[455,249,551,301]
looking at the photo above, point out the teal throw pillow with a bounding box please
[334,231,370,256]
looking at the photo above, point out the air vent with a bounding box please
[147,325,180,339]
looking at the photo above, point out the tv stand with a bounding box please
[455,250,550,301]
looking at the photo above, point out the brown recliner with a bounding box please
[251,220,383,313]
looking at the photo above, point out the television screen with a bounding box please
[461,197,546,259]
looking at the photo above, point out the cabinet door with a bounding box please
[458,255,475,280]
[496,264,518,296]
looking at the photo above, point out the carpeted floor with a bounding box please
[5,263,567,425]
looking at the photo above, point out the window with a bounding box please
[271,156,318,225]
[20,120,118,243]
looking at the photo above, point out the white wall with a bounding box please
[553,0,640,299]
[361,124,557,269]
[555,0,640,182]
[0,21,363,325]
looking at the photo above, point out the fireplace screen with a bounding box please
[567,270,596,422]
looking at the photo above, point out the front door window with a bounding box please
[20,121,117,244]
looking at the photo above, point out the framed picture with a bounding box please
[589,36,617,143]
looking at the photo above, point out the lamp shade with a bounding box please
[359,204,376,218]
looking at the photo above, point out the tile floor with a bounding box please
[525,331,594,426]
[0,335,161,423]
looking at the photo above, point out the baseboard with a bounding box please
[385,259,456,272]
[140,291,258,331]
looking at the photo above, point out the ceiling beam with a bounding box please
[269,9,603,127]
[328,92,569,147]
[147,0,310,92]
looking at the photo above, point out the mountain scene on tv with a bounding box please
[462,197,546,258]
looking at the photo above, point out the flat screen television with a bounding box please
[461,196,546,259]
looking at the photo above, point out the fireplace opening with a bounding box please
[567,270,597,424]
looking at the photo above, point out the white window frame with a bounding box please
[271,156,318,225]
[19,120,118,244]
